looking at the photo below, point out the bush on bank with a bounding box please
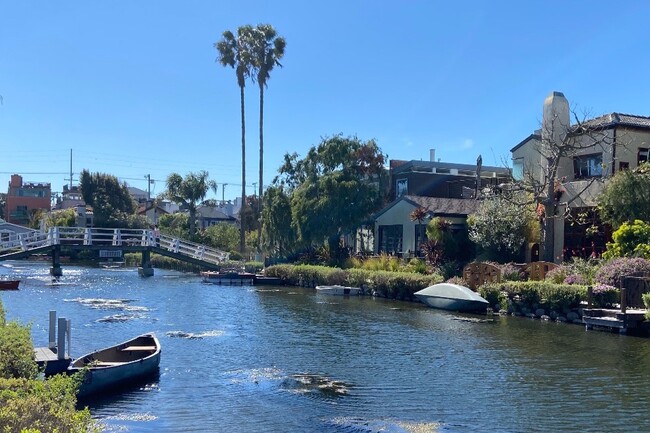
[0,299,96,432]
[479,281,588,313]
[123,253,263,274]
[264,264,444,300]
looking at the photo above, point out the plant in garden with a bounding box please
[544,265,570,284]
[563,274,587,285]
[501,263,526,281]
[602,220,650,260]
[595,257,650,287]
[592,284,619,308]
[467,193,535,260]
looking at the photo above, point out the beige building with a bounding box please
[511,91,650,262]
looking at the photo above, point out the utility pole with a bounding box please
[64,149,76,190]
[145,174,152,201]
[222,183,228,203]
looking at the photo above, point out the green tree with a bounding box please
[261,185,296,257]
[602,220,650,260]
[598,162,650,228]
[216,25,254,254]
[249,24,286,252]
[275,135,387,260]
[163,171,216,239]
[43,208,77,229]
[203,222,239,252]
[158,212,190,239]
[80,170,136,227]
[468,193,535,261]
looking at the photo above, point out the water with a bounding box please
[1,261,650,433]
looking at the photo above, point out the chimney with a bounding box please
[429,149,436,162]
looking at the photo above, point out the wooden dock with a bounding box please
[35,346,71,375]
[583,308,648,334]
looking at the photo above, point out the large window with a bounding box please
[573,153,603,179]
[512,158,524,181]
[638,148,649,166]
[378,224,403,255]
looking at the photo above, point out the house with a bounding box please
[0,219,36,244]
[137,202,169,225]
[196,205,238,230]
[127,186,149,204]
[5,174,51,226]
[54,184,85,210]
[370,152,511,256]
[511,91,650,262]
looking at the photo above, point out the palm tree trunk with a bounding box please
[257,82,264,255]
[240,84,246,254]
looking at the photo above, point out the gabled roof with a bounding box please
[510,133,541,153]
[391,159,509,176]
[374,195,482,220]
[197,205,236,220]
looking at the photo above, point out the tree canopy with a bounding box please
[268,135,387,257]
[163,171,216,239]
[80,170,136,227]
[598,162,650,228]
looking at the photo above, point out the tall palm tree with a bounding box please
[249,24,286,254]
[215,26,254,254]
[164,171,217,239]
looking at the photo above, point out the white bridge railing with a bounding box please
[0,227,229,265]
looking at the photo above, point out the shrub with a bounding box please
[446,276,469,287]
[591,284,619,308]
[643,293,650,320]
[602,220,650,260]
[563,274,587,285]
[595,257,650,287]
[501,263,526,281]
[0,322,38,380]
[564,257,600,285]
[480,281,587,313]
[477,285,507,310]
[545,266,570,284]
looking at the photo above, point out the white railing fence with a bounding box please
[0,227,229,265]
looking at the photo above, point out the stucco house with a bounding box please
[511,91,650,262]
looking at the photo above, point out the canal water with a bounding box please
[1,261,649,433]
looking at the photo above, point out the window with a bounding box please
[619,161,630,171]
[378,225,403,254]
[512,158,524,181]
[414,224,427,253]
[396,179,408,197]
[573,153,603,179]
[638,148,649,166]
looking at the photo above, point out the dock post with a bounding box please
[48,311,57,349]
[57,317,67,360]
[66,319,71,358]
[50,245,63,277]
[138,249,154,277]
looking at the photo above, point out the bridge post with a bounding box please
[50,245,63,277]
[138,249,154,277]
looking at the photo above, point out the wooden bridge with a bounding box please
[0,227,230,277]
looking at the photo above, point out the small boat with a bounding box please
[0,280,20,290]
[315,285,361,296]
[414,283,489,312]
[68,333,161,398]
[201,270,255,286]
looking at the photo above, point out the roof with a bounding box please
[512,113,650,153]
[197,205,236,220]
[374,195,482,220]
[562,179,605,208]
[391,159,510,176]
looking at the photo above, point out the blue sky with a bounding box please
[2,1,650,202]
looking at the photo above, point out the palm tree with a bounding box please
[164,171,217,239]
[215,25,254,254]
[249,24,286,254]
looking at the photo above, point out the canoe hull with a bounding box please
[315,285,361,296]
[0,280,19,290]
[68,333,161,398]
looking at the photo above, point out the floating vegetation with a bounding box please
[328,417,440,433]
[165,330,224,339]
[281,373,351,397]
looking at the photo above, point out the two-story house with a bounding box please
[511,91,650,262]
[371,150,511,256]
[5,174,51,226]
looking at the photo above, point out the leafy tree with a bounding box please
[598,162,650,228]
[0,193,6,221]
[274,135,387,261]
[468,193,535,261]
[80,170,136,227]
[216,25,255,253]
[602,220,650,260]
[249,24,286,252]
[43,208,77,229]
[163,171,216,239]
[261,185,296,257]
[158,212,190,239]
[203,222,239,252]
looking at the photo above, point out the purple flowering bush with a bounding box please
[591,284,619,308]
[594,257,650,287]
[501,263,526,281]
[563,274,587,285]
[545,266,570,284]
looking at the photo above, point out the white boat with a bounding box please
[315,285,361,296]
[414,283,489,312]
[68,333,161,398]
